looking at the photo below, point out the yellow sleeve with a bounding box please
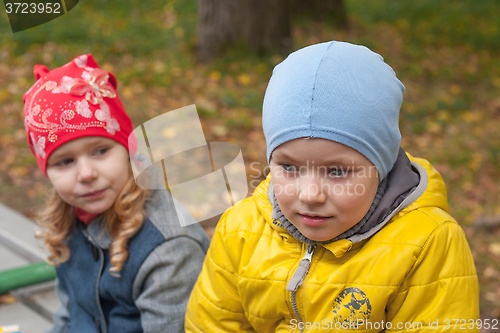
[386,210,479,332]
[185,210,255,333]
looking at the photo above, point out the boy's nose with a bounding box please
[298,176,326,204]
[77,158,98,182]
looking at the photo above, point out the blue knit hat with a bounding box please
[263,41,405,180]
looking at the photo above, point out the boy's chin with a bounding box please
[294,225,341,242]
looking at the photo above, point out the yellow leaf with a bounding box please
[405,103,416,114]
[449,84,461,95]
[462,111,474,122]
[209,71,221,82]
[0,295,17,304]
[122,86,134,99]
[492,77,500,88]
[437,110,451,121]
[212,125,228,136]
[153,61,166,73]
[163,8,177,29]
[0,89,9,102]
[102,63,114,72]
[488,243,500,257]
[428,122,442,134]
[11,167,28,177]
[461,181,472,191]
[237,74,251,86]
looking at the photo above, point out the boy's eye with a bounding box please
[94,147,109,156]
[281,164,297,172]
[329,167,348,177]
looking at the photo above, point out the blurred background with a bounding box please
[0,0,499,322]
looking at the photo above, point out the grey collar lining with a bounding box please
[347,161,428,243]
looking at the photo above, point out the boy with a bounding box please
[186,41,479,332]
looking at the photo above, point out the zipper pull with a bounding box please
[287,245,316,292]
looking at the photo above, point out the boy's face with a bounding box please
[270,138,379,242]
[46,136,130,215]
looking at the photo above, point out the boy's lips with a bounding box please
[299,213,331,226]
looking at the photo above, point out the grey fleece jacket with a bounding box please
[48,189,210,333]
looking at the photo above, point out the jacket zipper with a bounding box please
[287,244,316,333]
[88,235,108,333]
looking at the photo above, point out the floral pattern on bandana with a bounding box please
[95,102,120,134]
[51,76,78,94]
[73,68,116,105]
[51,68,116,105]
[74,54,88,68]
[30,132,46,158]
[25,79,120,144]
[75,99,92,118]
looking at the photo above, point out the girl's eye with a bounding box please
[329,167,348,177]
[281,164,297,172]
[94,147,109,156]
[56,158,74,166]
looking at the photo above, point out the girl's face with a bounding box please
[46,136,130,215]
[270,138,379,242]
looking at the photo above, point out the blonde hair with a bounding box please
[37,166,150,277]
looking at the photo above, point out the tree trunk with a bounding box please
[197,0,291,62]
[240,0,292,53]
[289,0,349,30]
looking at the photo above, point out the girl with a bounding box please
[23,54,210,333]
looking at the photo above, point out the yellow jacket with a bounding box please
[186,154,479,332]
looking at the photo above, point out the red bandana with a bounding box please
[23,54,137,176]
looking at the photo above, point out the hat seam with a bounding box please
[310,41,335,138]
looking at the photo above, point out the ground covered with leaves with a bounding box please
[0,0,499,321]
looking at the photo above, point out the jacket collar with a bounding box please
[79,214,112,249]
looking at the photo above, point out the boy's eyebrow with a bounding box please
[272,151,300,163]
[324,157,355,165]
[274,151,354,165]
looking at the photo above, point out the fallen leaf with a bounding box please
[488,243,500,257]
